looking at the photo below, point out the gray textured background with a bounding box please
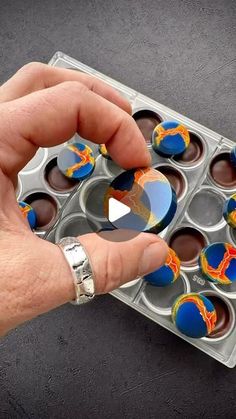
[0,1,236,418]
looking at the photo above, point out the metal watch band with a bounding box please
[57,237,95,305]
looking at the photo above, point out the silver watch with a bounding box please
[58,237,95,305]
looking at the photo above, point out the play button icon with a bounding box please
[84,167,177,243]
[104,167,177,234]
[108,197,131,223]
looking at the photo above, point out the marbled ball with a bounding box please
[57,143,95,180]
[223,193,236,229]
[199,242,236,285]
[172,293,217,338]
[99,144,111,160]
[152,121,190,156]
[144,248,180,287]
[230,146,236,167]
[104,167,177,233]
[18,201,37,229]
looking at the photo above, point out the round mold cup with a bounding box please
[119,278,142,289]
[132,109,162,146]
[21,148,48,175]
[171,131,206,169]
[199,290,235,343]
[55,212,100,242]
[153,163,188,202]
[141,272,190,316]
[79,176,111,222]
[44,157,79,194]
[168,226,209,271]
[208,151,236,192]
[186,186,227,232]
[24,191,59,231]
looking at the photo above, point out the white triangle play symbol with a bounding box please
[108,197,131,222]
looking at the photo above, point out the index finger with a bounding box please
[0,62,131,114]
[0,80,151,178]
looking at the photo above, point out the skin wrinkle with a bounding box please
[106,245,124,292]
[21,245,55,313]
[0,174,25,232]
[1,81,150,177]
[20,82,87,146]
[108,117,151,167]
[0,233,74,332]
[82,235,109,294]
[0,233,29,312]
[1,63,131,114]
[0,108,34,177]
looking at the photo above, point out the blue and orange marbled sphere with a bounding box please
[230,146,236,167]
[223,193,236,229]
[199,242,236,285]
[104,167,177,233]
[99,144,111,160]
[152,121,190,156]
[18,201,37,229]
[172,293,217,338]
[57,143,95,180]
[144,247,180,287]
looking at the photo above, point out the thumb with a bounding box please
[79,230,168,294]
[0,229,167,335]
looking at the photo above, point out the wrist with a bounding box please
[0,233,75,335]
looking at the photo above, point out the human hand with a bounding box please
[0,63,168,335]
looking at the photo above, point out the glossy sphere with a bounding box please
[18,201,37,229]
[200,242,236,285]
[144,248,180,287]
[99,144,111,159]
[223,193,236,228]
[57,143,95,180]
[230,146,236,167]
[104,167,177,233]
[152,121,190,156]
[172,293,217,338]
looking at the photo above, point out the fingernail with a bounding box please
[138,242,166,277]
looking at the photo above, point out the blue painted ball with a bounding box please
[200,242,236,285]
[152,121,190,156]
[18,201,37,229]
[230,146,236,167]
[172,293,217,338]
[99,144,111,160]
[223,193,236,229]
[57,143,95,180]
[144,248,180,287]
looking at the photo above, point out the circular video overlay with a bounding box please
[85,167,177,243]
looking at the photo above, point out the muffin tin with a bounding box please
[19,51,236,367]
